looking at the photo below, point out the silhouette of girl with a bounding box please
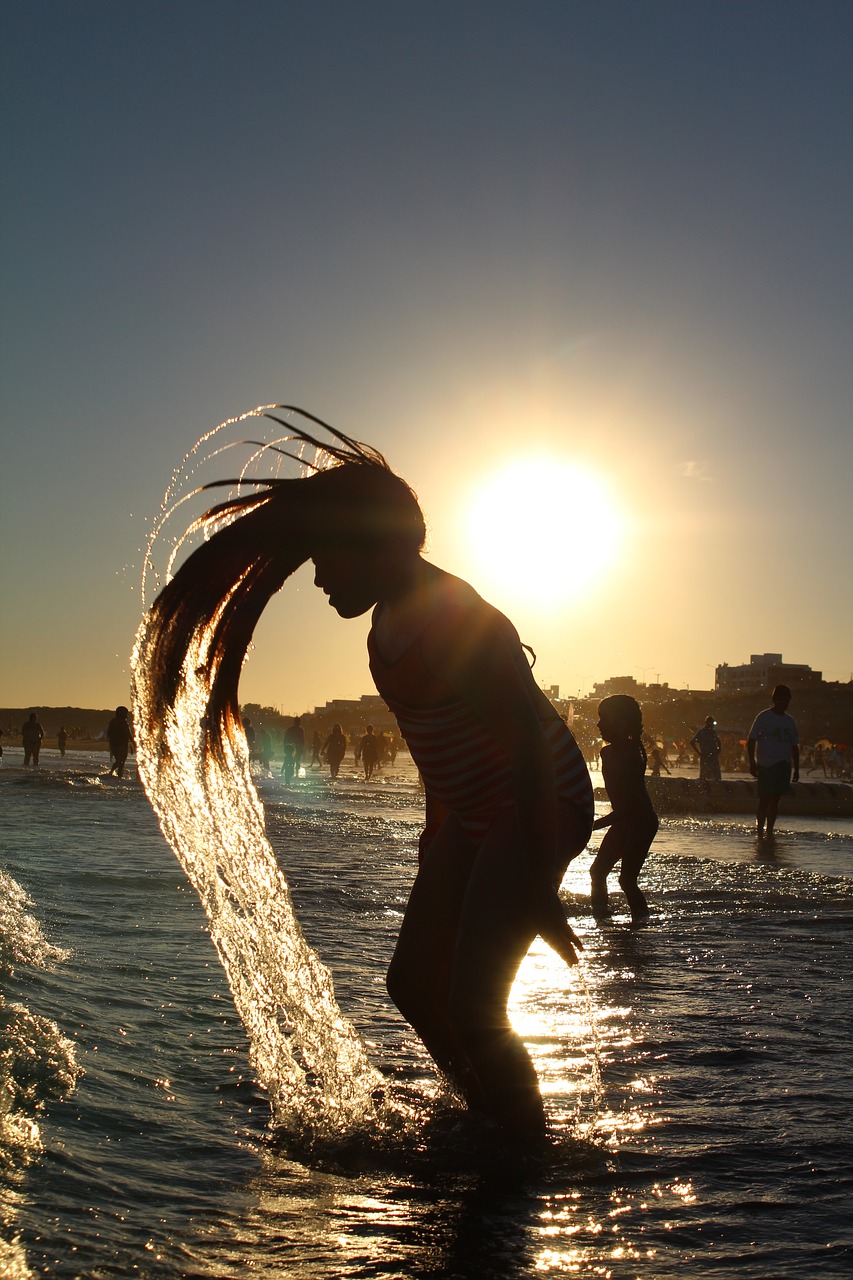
[135,407,593,1137]
[590,695,658,922]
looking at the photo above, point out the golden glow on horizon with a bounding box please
[461,455,625,608]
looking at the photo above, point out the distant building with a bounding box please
[591,675,640,699]
[311,693,398,732]
[715,653,822,694]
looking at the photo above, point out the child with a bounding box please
[590,695,658,923]
[135,407,594,1137]
[280,741,297,784]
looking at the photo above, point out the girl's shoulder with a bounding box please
[422,569,518,652]
[601,740,640,770]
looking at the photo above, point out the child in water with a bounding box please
[138,409,594,1138]
[590,695,658,923]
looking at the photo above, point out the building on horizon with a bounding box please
[591,675,641,699]
[714,653,822,695]
[310,693,398,733]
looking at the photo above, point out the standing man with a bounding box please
[107,706,133,778]
[21,711,44,766]
[747,685,799,838]
[690,716,722,782]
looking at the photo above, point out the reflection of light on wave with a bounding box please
[509,941,604,1111]
[519,917,692,1277]
[0,869,80,1280]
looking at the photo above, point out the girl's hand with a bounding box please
[533,882,583,967]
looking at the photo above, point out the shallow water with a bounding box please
[1,749,851,1278]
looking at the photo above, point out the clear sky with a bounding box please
[2,1,851,713]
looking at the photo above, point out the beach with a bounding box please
[1,747,851,1279]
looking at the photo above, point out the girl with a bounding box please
[590,695,657,922]
[137,408,593,1138]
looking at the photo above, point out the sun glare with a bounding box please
[461,456,625,608]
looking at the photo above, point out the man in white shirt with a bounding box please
[747,685,800,838]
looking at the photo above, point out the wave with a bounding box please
[0,868,80,1277]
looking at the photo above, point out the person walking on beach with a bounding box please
[107,706,133,778]
[748,685,799,838]
[691,716,722,782]
[322,723,347,778]
[136,410,594,1138]
[57,726,68,757]
[22,712,44,766]
[589,695,658,923]
[355,724,380,781]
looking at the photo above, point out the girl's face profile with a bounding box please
[597,709,618,743]
[311,546,385,618]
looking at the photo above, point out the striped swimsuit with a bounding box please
[368,606,593,842]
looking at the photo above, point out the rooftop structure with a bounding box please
[715,653,822,694]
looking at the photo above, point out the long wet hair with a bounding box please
[134,407,425,763]
[598,694,647,770]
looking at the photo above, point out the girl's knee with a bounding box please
[386,956,439,1027]
[617,868,634,890]
[386,957,414,1014]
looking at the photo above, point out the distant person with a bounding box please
[22,712,45,766]
[807,744,826,777]
[242,717,256,758]
[322,723,347,778]
[281,741,297,784]
[282,717,305,777]
[259,730,273,773]
[748,685,799,838]
[691,716,722,782]
[648,743,671,776]
[107,706,133,778]
[310,730,322,767]
[590,696,657,923]
[57,726,68,757]
[355,724,380,780]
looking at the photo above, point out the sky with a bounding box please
[2,1,851,714]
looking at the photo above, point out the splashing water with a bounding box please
[1,869,80,1279]
[131,409,389,1139]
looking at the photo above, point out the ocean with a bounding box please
[1,746,851,1279]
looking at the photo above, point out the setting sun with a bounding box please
[461,456,626,608]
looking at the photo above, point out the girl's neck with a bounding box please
[372,559,443,661]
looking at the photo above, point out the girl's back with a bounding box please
[601,741,656,822]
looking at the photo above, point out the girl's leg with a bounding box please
[589,826,625,914]
[447,802,589,1136]
[617,817,657,921]
[386,816,485,1104]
